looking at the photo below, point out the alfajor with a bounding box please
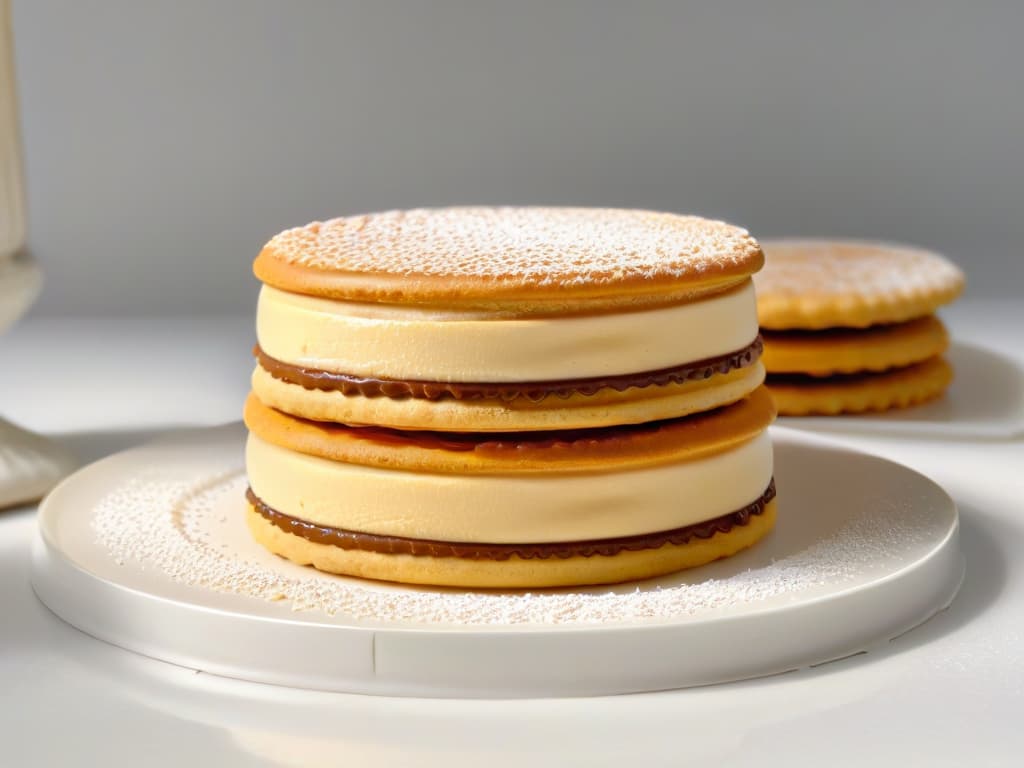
[246,207,776,587]
[756,239,964,416]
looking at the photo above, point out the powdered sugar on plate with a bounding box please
[90,464,937,627]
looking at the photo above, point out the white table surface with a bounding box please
[1,302,1022,767]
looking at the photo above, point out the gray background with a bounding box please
[13,0,1023,315]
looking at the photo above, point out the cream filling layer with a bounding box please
[246,430,773,544]
[256,280,759,383]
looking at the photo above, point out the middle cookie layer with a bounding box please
[245,388,775,544]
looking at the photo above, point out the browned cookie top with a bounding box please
[255,207,764,310]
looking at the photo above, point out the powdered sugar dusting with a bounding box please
[91,468,936,627]
[756,239,964,302]
[262,207,761,287]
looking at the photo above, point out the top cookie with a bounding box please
[756,239,964,330]
[253,207,763,310]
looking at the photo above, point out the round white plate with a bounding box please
[30,424,962,698]
[778,342,1024,439]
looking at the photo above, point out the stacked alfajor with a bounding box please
[756,240,965,416]
[245,207,776,588]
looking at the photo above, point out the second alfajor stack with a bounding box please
[245,207,776,588]
[755,240,965,416]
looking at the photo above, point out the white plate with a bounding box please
[778,342,1024,439]
[30,424,962,698]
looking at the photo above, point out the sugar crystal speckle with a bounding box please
[90,467,933,626]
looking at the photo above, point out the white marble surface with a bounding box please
[1,302,1023,766]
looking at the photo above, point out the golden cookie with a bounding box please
[251,357,766,432]
[244,387,776,473]
[756,239,964,330]
[762,315,949,376]
[254,207,763,311]
[246,499,777,589]
[767,357,953,416]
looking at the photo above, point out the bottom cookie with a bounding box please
[767,356,952,416]
[246,499,778,589]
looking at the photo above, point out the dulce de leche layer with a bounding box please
[244,386,776,474]
[255,337,763,403]
[246,479,776,561]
